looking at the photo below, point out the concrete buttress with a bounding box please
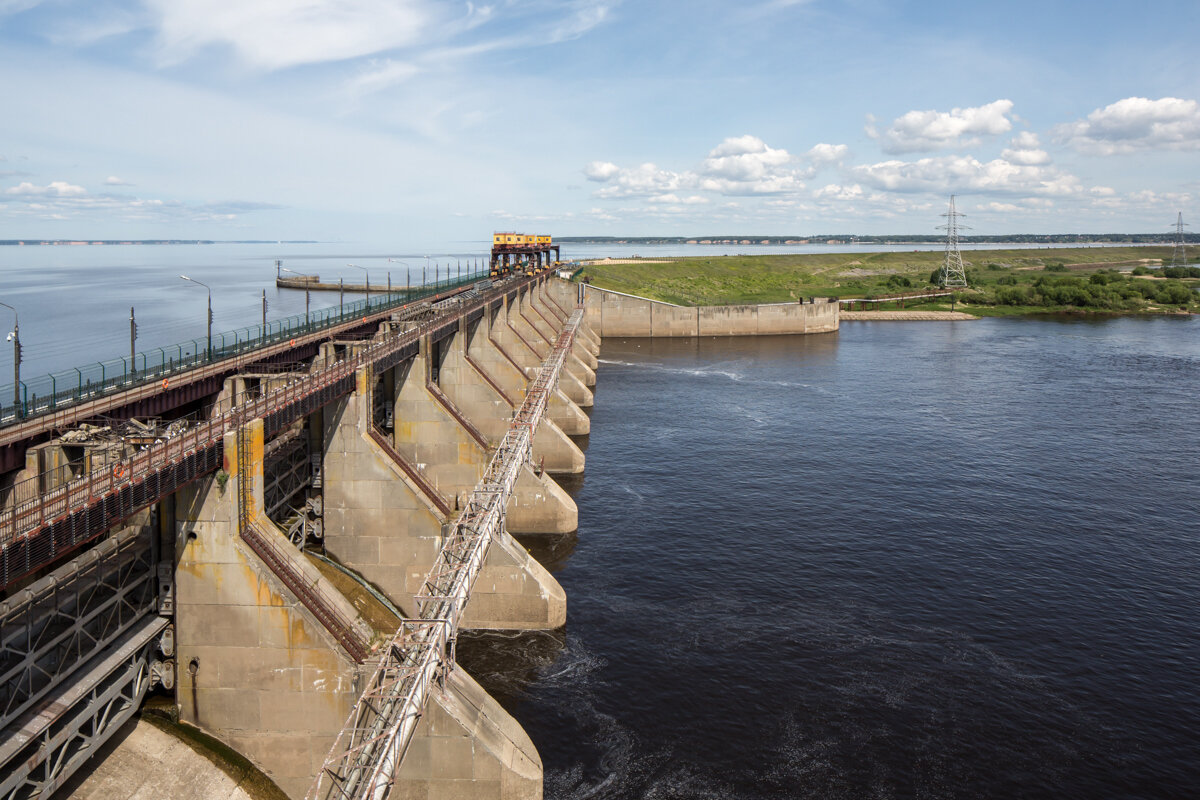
[470,307,589,437]
[509,290,593,408]
[175,417,549,800]
[437,321,585,477]
[532,285,598,385]
[390,341,577,535]
[174,421,372,798]
[323,367,566,628]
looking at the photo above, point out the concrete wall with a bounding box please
[580,284,840,337]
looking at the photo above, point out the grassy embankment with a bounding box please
[575,247,1199,316]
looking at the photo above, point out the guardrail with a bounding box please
[0,275,541,591]
[0,271,488,429]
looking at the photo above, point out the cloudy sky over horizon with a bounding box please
[1,0,1198,243]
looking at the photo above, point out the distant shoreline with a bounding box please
[557,236,1190,246]
[0,239,319,246]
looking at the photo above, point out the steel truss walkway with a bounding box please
[308,308,583,800]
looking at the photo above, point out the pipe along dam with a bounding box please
[0,268,838,800]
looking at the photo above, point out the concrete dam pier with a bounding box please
[0,274,834,800]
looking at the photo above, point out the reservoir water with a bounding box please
[461,317,1200,799]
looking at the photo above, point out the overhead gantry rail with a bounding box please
[308,307,584,800]
[0,275,543,592]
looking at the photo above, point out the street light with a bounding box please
[349,263,369,306]
[280,267,311,324]
[0,301,21,417]
[388,259,411,295]
[178,275,212,361]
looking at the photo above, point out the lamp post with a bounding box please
[262,289,268,333]
[0,302,20,417]
[279,267,311,324]
[129,307,137,375]
[349,263,369,307]
[389,259,411,295]
[388,258,411,297]
[178,275,212,361]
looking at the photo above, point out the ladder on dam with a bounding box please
[307,307,584,800]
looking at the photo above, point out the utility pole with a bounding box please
[938,195,970,289]
[262,290,268,332]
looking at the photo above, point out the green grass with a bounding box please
[577,247,1197,316]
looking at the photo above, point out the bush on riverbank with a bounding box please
[962,273,1196,311]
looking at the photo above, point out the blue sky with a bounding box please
[1,0,1198,242]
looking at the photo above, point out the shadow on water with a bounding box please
[456,628,568,710]
[513,531,579,574]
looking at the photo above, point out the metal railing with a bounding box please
[309,306,583,800]
[0,271,488,428]
[0,276,540,591]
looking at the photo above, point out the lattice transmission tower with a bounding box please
[937,195,969,288]
[1170,212,1188,268]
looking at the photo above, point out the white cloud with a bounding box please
[593,162,690,198]
[698,135,809,194]
[0,0,42,14]
[702,135,792,180]
[5,180,87,197]
[144,0,435,69]
[585,134,829,203]
[699,174,806,195]
[647,194,708,205]
[852,153,1082,197]
[547,1,613,43]
[583,161,620,181]
[806,143,848,166]
[869,99,1015,153]
[346,58,419,97]
[104,175,134,186]
[813,183,864,201]
[1000,132,1050,166]
[1055,96,1200,155]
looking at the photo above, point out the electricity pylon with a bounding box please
[937,195,969,288]
[1170,212,1188,268]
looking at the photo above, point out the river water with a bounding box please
[460,316,1200,799]
[3,243,1195,796]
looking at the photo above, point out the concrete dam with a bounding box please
[0,274,838,800]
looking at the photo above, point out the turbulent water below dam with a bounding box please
[459,316,1200,799]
